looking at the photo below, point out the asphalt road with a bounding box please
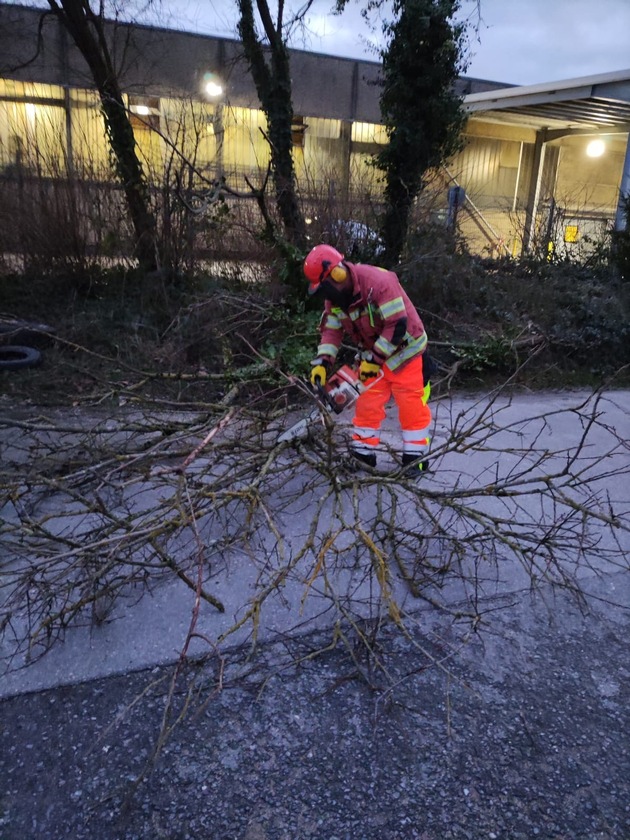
[1,573,629,840]
[2,388,629,699]
[1,389,629,838]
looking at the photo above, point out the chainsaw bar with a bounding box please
[277,365,381,443]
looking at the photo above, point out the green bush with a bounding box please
[3,224,630,400]
[398,229,630,380]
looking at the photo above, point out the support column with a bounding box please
[614,131,630,231]
[522,129,547,253]
[342,62,359,203]
[339,120,352,202]
[58,17,74,175]
[64,88,74,176]
[214,40,226,179]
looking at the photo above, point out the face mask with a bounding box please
[318,278,353,309]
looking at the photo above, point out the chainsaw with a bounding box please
[278,364,380,443]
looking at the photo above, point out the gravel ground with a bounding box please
[1,581,629,840]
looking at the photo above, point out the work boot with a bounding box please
[401,453,429,477]
[348,450,377,470]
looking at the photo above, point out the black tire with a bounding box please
[0,318,56,348]
[0,345,42,370]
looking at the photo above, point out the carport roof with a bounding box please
[464,69,630,133]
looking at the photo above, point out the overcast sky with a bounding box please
[8,0,630,86]
[152,0,630,86]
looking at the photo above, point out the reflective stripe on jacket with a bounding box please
[316,262,427,371]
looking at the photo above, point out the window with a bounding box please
[0,80,66,175]
[291,115,307,148]
[351,122,388,145]
[128,96,161,131]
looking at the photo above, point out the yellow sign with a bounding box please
[564,225,579,243]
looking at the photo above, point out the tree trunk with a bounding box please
[237,0,306,251]
[381,163,416,267]
[48,0,158,271]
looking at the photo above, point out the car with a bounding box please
[323,219,385,261]
[305,217,385,261]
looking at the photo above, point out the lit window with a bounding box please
[128,97,161,130]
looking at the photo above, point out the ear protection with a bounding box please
[330,264,347,283]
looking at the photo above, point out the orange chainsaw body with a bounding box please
[320,364,364,413]
[278,365,377,442]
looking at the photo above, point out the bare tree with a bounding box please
[1,315,628,683]
[236,0,308,253]
[46,0,158,271]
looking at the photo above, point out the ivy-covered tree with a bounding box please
[374,0,469,265]
[47,0,158,271]
[236,0,308,253]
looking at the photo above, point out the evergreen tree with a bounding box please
[376,0,469,265]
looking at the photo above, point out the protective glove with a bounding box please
[359,359,381,383]
[310,362,329,387]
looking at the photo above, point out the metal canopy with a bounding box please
[463,69,630,250]
[464,69,630,132]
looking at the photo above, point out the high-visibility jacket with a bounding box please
[315,262,427,371]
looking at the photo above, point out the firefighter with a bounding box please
[304,243,432,475]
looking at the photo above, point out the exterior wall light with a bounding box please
[203,72,224,99]
[132,104,151,116]
[586,139,605,158]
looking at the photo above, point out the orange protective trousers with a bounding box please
[351,354,431,455]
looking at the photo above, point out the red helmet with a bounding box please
[303,244,344,294]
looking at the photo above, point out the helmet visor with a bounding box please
[307,279,322,295]
[306,261,333,295]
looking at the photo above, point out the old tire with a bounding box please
[0,318,56,347]
[0,345,42,370]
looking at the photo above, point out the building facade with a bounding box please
[1,2,628,261]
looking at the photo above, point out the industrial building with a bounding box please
[1,2,629,260]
